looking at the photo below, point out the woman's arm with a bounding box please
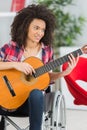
[0,60,35,75]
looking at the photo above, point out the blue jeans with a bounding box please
[0,89,44,130]
[29,89,44,130]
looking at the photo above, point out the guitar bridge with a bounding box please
[3,75,16,97]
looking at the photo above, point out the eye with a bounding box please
[33,26,45,33]
[34,26,39,30]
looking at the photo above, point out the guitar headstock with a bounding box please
[81,45,87,54]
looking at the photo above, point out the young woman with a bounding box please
[0,4,86,130]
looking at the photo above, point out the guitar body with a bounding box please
[0,57,50,111]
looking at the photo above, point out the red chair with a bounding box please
[62,57,87,105]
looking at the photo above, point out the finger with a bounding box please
[29,65,36,74]
[68,55,74,64]
[26,65,35,75]
[70,54,75,61]
[25,67,33,75]
[76,53,79,62]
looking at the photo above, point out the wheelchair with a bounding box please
[1,91,66,130]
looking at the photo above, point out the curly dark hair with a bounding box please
[10,4,56,47]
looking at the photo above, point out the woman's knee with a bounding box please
[29,89,44,102]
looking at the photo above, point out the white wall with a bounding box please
[0,0,33,11]
[0,0,12,12]
[66,0,87,46]
[76,0,87,45]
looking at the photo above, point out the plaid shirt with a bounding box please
[0,41,54,64]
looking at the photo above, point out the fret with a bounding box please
[53,61,58,68]
[44,64,50,71]
[45,64,50,71]
[43,65,47,72]
[58,57,63,65]
[41,66,45,73]
[43,65,50,73]
[55,59,60,66]
[78,49,83,55]
[61,56,67,64]
[48,62,55,69]
[64,55,69,62]
[40,67,45,73]
[72,50,78,57]
[35,48,83,77]
[35,68,42,77]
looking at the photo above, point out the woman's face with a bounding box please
[27,18,46,43]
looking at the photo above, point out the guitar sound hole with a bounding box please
[25,75,33,82]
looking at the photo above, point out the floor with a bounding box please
[66,109,87,130]
[1,109,87,130]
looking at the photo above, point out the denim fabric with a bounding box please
[28,89,44,130]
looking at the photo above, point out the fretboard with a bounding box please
[35,48,82,77]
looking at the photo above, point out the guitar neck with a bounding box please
[35,48,83,77]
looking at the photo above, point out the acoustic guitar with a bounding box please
[0,47,86,111]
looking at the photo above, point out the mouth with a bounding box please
[35,36,42,41]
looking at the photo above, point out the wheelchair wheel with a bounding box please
[51,92,66,130]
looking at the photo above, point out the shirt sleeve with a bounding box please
[0,44,10,61]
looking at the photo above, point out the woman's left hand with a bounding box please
[63,53,79,76]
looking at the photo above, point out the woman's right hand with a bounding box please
[13,62,35,75]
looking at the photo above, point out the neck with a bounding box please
[25,40,40,50]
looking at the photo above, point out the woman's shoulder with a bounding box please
[8,40,18,48]
[1,41,17,48]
